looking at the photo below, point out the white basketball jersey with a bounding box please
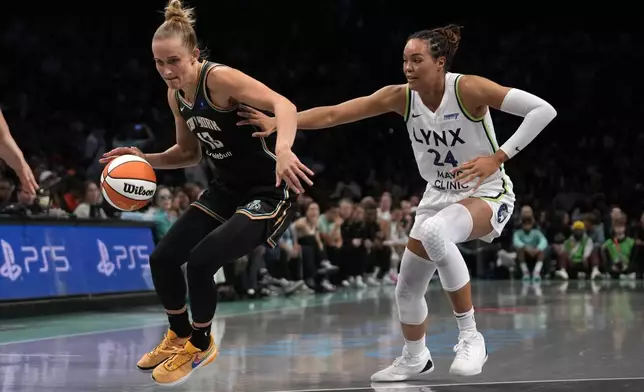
[405,72,507,192]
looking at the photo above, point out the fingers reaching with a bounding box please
[285,169,304,194]
[251,130,274,137]
[456,170,479,186]
[298,161,315,177]
[99,147,142,163]
[21,173,39,195]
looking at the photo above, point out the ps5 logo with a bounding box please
[0,240,70,282]
[0,240,21,281]
[96,240,150,277]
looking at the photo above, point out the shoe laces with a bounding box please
[391,355,409,367]
[160,345,195,370]
[453,333,477,360]
[149,334,174,356]
[391,349,414,368]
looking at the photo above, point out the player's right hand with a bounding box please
[17,163,39,195]
[99,146,145,164]
[236,105,277,137]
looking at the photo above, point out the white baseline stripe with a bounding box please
[266,377,644,392]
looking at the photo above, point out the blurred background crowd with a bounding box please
[1,4,643,300]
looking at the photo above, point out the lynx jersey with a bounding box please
[404,72,511,194]
[175,61,278,188]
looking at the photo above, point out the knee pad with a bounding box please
[396,249,437,325]
[420,216,447,262]
[435,242,471,292]
[420,204,473,292]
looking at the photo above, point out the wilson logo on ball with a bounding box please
[100,154,157,212]
[123,183,155,197]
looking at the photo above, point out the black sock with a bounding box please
[190,323,212,351]
[167,311,192,338]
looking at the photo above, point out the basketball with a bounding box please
[100,154,157,211]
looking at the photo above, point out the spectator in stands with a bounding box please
[295,194,314,218]
[602,220,636,279]
[293,202,336,292]
[364,200,390,286]
[512,216,548,281]
[183,183,203,203]
[383,207,408,281]
[172,188,190,216]
[409,195,420,209]
[586,210,606,245]
[400,200,414,234]
[341,203,369,288]
[266,225,307,289]
[377,191,392,222]
[555,221,601,280]
[148,186,177,239]
[15,184,43,215]
[73,180,107,219]
[609,206,623,230]
[318,202,344,284]
[631,212,644,278]
[338,198,354,221]
[0,177,15,210]
[318,202,343,250]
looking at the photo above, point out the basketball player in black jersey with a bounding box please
[100,0,313,386]
[0,109,38,195]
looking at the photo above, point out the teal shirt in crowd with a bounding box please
[154,209,177,239]
[513,229,548,251]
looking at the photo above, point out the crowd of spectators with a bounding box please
[1,7,642,300]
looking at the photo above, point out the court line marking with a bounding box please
[0,353,81,358]
[0,295,362,347]
[267,376,644,392]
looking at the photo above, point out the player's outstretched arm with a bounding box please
[0,110,38,194]
[101,89,202,169]
[237,84,407,137]
[211,66,314,194]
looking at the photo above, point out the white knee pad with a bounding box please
[420,203,473,263]
[436,242,471,292]
[420,215,448,261]
[396,249,437,325]
[419,203,473,292]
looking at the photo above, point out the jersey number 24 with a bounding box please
[428,148,458,167]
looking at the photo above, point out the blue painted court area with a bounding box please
[1,281,644,392]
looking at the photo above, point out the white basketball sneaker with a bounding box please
[449,331,488,376]
[370,347,434,382]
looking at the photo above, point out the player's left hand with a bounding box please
[452,154,503,191]
[276,149,314,194]
[236,105,277,137]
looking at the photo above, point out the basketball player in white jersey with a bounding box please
[0,109,38,195]
[238,24,556,380]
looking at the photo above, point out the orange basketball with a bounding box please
[100,154,157,211]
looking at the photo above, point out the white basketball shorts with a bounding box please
[410,175,515,243]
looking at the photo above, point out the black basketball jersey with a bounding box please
[175,61,277,188]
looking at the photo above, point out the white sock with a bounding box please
[534,261,543,275]
[404,335,427,357]
[454,307,477,333]
[520,262,529,275]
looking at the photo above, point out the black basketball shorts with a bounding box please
[190,182,296,248]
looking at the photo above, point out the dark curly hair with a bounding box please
[407,24,462,71]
